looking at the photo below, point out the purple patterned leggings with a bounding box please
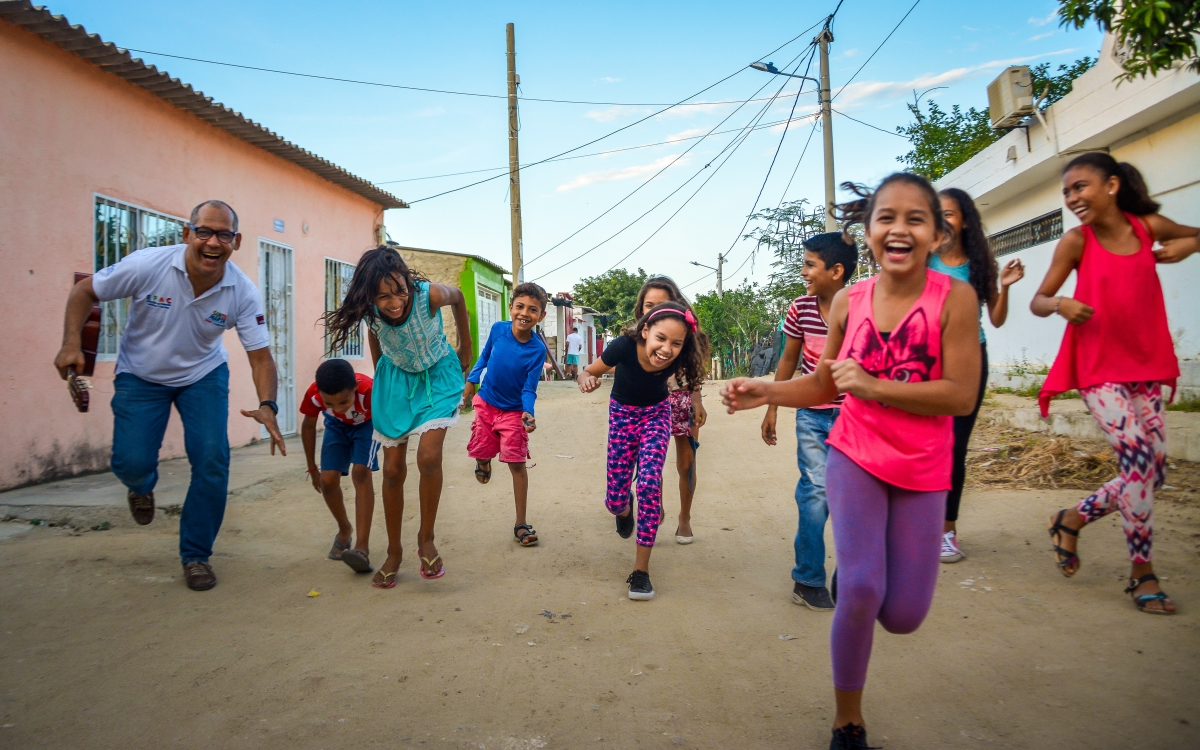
[605,398,671,547]
[1077,381,1166,563]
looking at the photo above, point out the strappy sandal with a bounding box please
[1047,509,1081,577]
[419,555,446,580]
[474,460,492,484]
[328,536,350,560]
[514,524,539,547]
[1124,573,1175,615]
[371,570,397,589]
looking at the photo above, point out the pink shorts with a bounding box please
[467,394,530,464]
[668,390,693,437]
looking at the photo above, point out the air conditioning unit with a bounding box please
[987,66,1034,129]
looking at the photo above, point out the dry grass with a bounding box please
[966,436,1118,490]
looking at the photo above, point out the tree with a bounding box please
[693,281,777,378]
[1058,0,1200,80]
[896,56,1097,180]
[741,199,826,312]
[571,267,649,334]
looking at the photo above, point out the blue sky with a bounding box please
[45,0,1102,296]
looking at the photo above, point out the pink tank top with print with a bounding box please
[827,270,954,492]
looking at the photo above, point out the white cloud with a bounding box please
[767,110,821,133]
[597,76,621,84]
[414,106,445,118]
[1027,31,1055,42]
[661,101,734,118]
[555,154,690,193]
[842,48,859,58]
[586,101,732,122]
[834,49,1079,108]
[1029,10,1058,26]
[664,127,708,142]
[962,25,979,32]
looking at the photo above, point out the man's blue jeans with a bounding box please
[793,406,839,587]
[110,364,230,564]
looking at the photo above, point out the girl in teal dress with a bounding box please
[324,246,472,587]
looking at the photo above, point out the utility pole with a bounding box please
[716,252,724,298]
[816,28,837,232]
[506,23,524,283]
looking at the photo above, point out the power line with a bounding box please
[831,0,922,102]
[524,43,816,268]
[832,107,907,137]
[122,21,826,107]
[680,269,716,290]
[778,119,821,205]
[375,113,816,185]
[530,63,805,281]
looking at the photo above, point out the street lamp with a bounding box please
[750,26,838,231]
[690,255,725,297]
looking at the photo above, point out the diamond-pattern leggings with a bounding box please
[605,398,671,547]
[1077,381,1166,563]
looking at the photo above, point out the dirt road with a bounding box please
[1,381,1198,749]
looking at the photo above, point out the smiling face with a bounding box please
[639,317,687,371]
[509,294,546,334]
[800,250,843,298]
[183,203,240,280]
[939,193,963,253]
[865,181,943,276]
[640,287,672,318]
[1062,165,1119,226]
[374,273,411,320]
[318,388,356,416]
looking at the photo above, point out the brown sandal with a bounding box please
[1047,510,1080,577]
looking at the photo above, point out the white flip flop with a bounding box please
[675,535,694,545]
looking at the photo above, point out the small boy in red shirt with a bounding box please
[300,359,377,574]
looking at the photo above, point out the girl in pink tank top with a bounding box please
[721,173,982,749]
[1031,152,1199,616]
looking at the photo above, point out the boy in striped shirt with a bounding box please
[761,232,858,611]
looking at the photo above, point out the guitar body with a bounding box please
[68,272,101,413]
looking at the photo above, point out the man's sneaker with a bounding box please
[940,530,965,563]
[182,561,217,591]
[792,582,834,610]
[626,570,654,600]
[829,723,873,749]
[615,502,635,539]
[127,490,155,526]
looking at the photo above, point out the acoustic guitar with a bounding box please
[67,272,101,413]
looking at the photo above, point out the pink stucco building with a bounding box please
[0,2,406,490]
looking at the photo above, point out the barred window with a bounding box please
[93,195,186,358]
[988,210,1063,258]
[325,258,363,358]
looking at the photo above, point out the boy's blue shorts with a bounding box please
[320,418,380,474]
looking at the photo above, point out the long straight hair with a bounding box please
[322,245,427,354]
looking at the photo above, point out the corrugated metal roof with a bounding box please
[0,1,407,209]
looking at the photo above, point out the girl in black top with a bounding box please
[577,302,708,600]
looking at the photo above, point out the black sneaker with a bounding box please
[792,582,834,610]
[127,490,155,526]
[830,568,838,604]
[830,723,873,749]
[615,502,635,539]
[626,570,654,600]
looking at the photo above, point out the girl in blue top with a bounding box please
[932,188,1025,563]
[325,246,472,587]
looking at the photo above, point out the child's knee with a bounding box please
[382,460,406,485]
[349,464,372,485]
[415,450,441,476]
[507,461,527,474]
[879,608,929,635]
[319,471,342,494]
[837,578,885,622]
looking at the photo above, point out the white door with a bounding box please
[476,284,502,353]
[259,240,296,435]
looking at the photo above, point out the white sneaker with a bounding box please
[940,530,965,563]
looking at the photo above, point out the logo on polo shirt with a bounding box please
[256,314,266,326]
[205,310,228,327]
[146,294,172,309]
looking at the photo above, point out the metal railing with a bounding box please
[988,210,1063,258]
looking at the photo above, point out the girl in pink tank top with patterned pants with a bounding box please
[1032,153,1199,616]
[723,173,983,750]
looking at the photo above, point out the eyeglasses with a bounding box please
[188,225,236,244]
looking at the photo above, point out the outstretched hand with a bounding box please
[241,407,287,456]
[720,378,770,413]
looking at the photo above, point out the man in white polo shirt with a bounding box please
[55,200,286,592]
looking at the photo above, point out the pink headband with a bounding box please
[646,307,698,333]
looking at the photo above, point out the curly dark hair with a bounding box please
[623,301,709,391]
[322,245,427,355]
[511,282,549,310]
[939,187,998,304]
[634,276,689,321]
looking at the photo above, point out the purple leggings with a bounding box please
[605,399,671,547]
[827,447,945,692]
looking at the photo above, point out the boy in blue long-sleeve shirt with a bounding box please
[464,283,549,547]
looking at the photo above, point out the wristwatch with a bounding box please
[260,400,279,415]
